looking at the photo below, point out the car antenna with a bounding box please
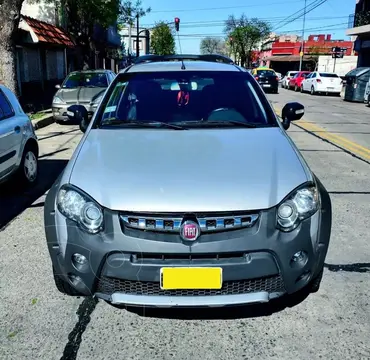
[174,17,185,70]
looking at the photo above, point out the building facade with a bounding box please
[119,26,151,57]
[346,0,370,67]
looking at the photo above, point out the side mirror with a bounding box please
[67,105,90,132]
[281,102,304,130]
[55,84,61,89]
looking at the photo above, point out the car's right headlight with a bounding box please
[276,183,320,232]
[56,184,104,234]
[53,96,66,105]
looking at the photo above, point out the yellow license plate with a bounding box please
[160,267,222,290]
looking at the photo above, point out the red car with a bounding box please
[288,71,311,91]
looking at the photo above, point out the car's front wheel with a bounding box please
[366,94,370,107]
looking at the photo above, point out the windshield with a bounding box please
[319,73,339,78]
[96,71,276,128]
[62,72,108,89]
[257,70,276,76]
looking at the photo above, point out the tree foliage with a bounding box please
[119,0,151,25]
[225,14,271,67]
[150,22,175,55]
[200,37,227,55]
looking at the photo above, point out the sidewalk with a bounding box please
[28,109,54,130]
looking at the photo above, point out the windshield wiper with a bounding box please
[100,119,187,130]
[202,120,258,128]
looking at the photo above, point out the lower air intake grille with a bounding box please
[96,275,285,296]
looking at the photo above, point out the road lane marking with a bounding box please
[273,106,370,161]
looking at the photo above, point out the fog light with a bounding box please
[290,251,308,267]
[72,253,88,265]
[68,274,82,285]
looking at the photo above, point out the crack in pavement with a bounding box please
[325,263,370,273]
[60,297,99,360]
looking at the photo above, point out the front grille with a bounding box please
[120,212,259,233]
[96,275,285,296]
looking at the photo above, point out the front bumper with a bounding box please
[52,104,97,121]
[44,179,332,308]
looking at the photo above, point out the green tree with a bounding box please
[225,14,271,67]
[200,37,227,55]
[150,22,175,55]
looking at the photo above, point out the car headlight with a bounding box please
[91,96,102,107]
[53,96,66,105]
[56,185,104,234]
[276,184,320,232]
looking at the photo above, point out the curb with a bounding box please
[31,114,54,130]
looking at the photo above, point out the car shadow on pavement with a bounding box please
[123,290,310,320]
[0,159,68,230]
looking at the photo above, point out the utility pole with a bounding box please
[136,14,140,57]
[299,0,307,71]
[128,23,132,57]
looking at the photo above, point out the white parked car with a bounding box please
[364,77,370,106]
[0,85,39,187]
[301,72,342,96]
[281,71,298,88]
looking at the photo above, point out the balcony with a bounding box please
[347,10,370,36]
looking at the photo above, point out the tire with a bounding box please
[310,86,315,95]
[16,144,38,187]
[300,86,304,93]
[308,268,324,293]
[53,267,82,296]
[366,95,370,107]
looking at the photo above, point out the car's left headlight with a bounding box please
[56,184,104,234]
[91,95,102,107]
[53,96,66,105]
[276,183,320,232]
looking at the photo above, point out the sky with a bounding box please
[139,0,356,54]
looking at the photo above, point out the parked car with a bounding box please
[301,72,343,96]
[0,85,39,187]
[276,72,282,82]
[52,70,116,123]
[288,71,311,91]
[251,67,279,93]
[281,71,298,89]
[44,54,332,309]
[364,76,370,106]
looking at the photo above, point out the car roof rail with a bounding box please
[132,54,234,65]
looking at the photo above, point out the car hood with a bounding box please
[69,128,309,212]
[56,87,105,103]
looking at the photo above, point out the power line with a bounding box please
[273,0,328,31]
[173,22,349,38]
[141,15,348,29]
[150,0,304,13]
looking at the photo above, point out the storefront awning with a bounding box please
[264,55,316,62]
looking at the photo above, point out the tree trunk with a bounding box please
[0,0,24,96]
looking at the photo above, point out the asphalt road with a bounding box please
[1,102,370,360]
[270,88,370,162]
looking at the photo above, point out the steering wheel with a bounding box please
[207,107,246,122]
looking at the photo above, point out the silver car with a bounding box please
[52,70,116,123]
[44,54,332,309]
[0,85,38,186]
